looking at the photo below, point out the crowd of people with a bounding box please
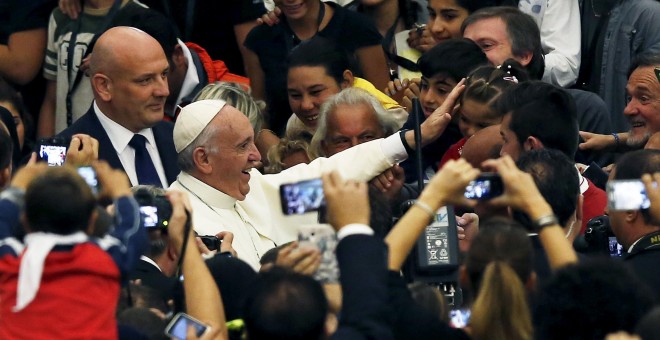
[1,0,660,339]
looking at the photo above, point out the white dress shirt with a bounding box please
[94,102,168,187]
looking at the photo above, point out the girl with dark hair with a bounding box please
[438,59,528,167]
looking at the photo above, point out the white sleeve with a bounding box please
[536,0,581,88]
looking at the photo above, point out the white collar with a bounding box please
[176,171,238,209]
[140,255,162,272]
[575,166,589,195]
[93,101,157,154]
[174,39,200,107]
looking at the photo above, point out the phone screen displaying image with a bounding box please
[38,144,67,166]
[609,236,624,257]
[165,313,207,340]
[464,173,503,200]
[606,180,651,211]
[280,178,325,215]
[449,309,471,328]
[139,206,159,228]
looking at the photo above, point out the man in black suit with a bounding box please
[608,149,660,298]
[58,26,178,187]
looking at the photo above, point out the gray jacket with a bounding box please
[593,0,660,132]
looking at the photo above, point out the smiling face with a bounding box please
[275,0,319,20]
[321,103,385,156]
[206,106,262,200]
[463,17,517,67]
[419,73,458,117]
[287,66,345,129]
[427,0,469,44]
[624,66,660,148]
[458,98,500,138]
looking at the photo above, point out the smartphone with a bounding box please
[298,224,339,283]
[608,236,624,257]
[280,178,325,215]
[464,173,504,200]
[164,312,209,340]
[36,137,70,166]
[77,166,99,194]
[606,179,651,211]
[449,309,471,328]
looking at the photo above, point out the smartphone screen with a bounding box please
[609,236,624,257]
[449,309,471,328]
[139,206,159,228]
[164,313,207,340]
[606,180,651,211]
[464,173,503,200]
[77,166,99,194]
[280,178,325,215]
[37,143,67,166]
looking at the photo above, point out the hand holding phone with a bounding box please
[164,313,209,340]
[464,173,504,200]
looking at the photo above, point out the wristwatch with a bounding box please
[532,214,559,233]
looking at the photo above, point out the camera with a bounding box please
[134,189,172,229]
[574,215,623,257]
[36,136,70,166]
[199,235,222,251]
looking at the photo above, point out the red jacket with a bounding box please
[185,42,249,87]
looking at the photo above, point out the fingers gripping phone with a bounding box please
[464,173,504,200]
[164,312,209,340]
[280,178,325,215]
[298,224,339,283]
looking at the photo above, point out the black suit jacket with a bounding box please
[625,248,660,301]
[57,105,179,185]
[333,234,393,340]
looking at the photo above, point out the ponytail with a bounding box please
[470,261,532,340]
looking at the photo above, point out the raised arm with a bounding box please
[385,159,479,271]
[167,191,227,339]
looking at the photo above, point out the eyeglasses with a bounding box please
[655,67,660,83]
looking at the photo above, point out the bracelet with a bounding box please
[414,200,436,219]
[399,129,415,155]
[612,133,620,150]
[532,214,559,232]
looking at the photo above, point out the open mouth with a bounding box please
[423,106,436,117]
[283,3,303,11]
[305,114,319,122]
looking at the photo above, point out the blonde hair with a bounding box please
[470,261,533,340]
[265,138,312,174]
[466,219,534,340]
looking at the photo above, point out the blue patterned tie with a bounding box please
[129,134,162,187]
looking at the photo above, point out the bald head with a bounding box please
[90,26,165,76]
[462,124,503,169]
[89,26,170,132]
